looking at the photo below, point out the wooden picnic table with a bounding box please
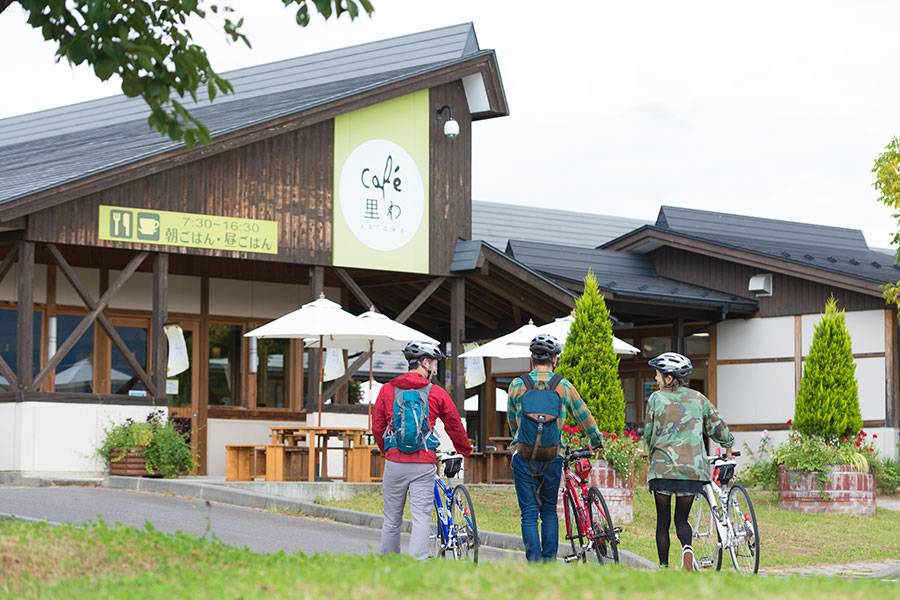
[485,436,514,484]
[269,426,371,482]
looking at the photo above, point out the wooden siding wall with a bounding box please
[652,247,885,316]
[25,83,474,277]
[26,122,334,265]
[429,81,472,274]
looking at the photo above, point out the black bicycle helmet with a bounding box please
[403,340,445,362]
[648,352,693,379]
[529,333,561,360]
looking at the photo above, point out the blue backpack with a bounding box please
[516,374,563,461]
[383,384,441,454]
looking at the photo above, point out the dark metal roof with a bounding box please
[472,200,647,249]
[0,23,494,207]
[506,239,757,312]
[450,239,484,272]
[624,206,900,285]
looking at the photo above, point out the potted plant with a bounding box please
[99,410,194,478]
[775,297,875,514]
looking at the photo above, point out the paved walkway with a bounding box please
[0,487,514,561]
[763,559,900,579]
[877,497,900,512]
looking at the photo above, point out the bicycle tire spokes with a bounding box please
[726,485,760,574]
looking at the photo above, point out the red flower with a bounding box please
[786,419,793,426]
[632,436,639,442]
[861,431,867,437]
[610,433,618,441]
[840,438,848,443]
[855,440,861,447]
[868,448,874,452]
[873,434,878,439]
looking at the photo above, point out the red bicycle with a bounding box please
[561,447,620,564]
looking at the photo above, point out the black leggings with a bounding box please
[654,492,694,566]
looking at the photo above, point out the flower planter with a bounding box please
[108,447,151,477]
[557,459,634,524]
[777,465,875,515]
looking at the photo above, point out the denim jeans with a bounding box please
[512,453,564,562]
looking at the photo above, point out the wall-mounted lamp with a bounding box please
[436,105,459,139]
[47,316,57,360]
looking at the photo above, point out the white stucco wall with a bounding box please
[716,362,795,424]
[717,316,794,360]
[0,403,19,470]
[0,264,48,304]
[4,402,159,477]
[802,309,885,355]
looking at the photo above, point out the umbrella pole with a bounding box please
[317,335,324,427]
[367,339,374,432]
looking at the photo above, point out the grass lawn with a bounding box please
[1,519,895,599]
[322,486,900,568]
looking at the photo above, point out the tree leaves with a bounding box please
[17,0,376,148]
[556,270,626,434]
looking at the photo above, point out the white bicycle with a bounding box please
[690,451,760,574]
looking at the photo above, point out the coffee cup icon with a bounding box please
[136,213,161,241]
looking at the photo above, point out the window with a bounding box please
[256,338,288,408]
[621,377,638,426]
[208,323,242,406]
[685,333,711,357]
[0,308,42,391]
[55,315,95,393]
[641,336,671,357]
[110,325,148,395]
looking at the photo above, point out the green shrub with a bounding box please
[740,433,778,490]
[793,297,862,441]
[556,270,625,434]
[873,457,900,494]
[98,410,194,478]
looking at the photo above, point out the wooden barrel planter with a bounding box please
[108,447,151,477]
[777,465,875,515]
[557,459,634,524]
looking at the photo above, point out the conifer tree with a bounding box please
[794,296,863,440]
[557,270,625,434]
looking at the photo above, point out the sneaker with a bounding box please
[681,545,694,571]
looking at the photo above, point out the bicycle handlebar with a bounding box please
[706,451,740,463]
[565,447,594,461]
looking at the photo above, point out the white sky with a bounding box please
[2,1,899,248]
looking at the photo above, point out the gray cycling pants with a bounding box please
[381,460,436,559]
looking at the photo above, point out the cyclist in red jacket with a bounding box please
[372,341,472,559]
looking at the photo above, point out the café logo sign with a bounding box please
[338,139,425,252]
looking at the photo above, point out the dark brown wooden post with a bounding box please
[16,241,34,395]
[450,276,466,413]
[305,266,324,413]
[196,276,210,475]
[675,318,685,355]
[151,252,168,406]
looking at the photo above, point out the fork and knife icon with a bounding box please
[110,210,132,238]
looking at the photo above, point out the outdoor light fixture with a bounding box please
[249,336,258,374]
[47,316,57,359]
[436,104,459,139]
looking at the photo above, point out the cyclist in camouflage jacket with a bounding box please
[642,352,734,571]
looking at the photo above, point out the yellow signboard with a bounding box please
[98,205,278,254]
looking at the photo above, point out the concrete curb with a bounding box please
[103,476,653,569]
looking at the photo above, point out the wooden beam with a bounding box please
[0,354,17,390]
[0,242,19,285]
[16,241,34,391]
[320,277,446,402]
[470,276,555,323]
[306,266,324,413]
[151,253,168,405]
[32,250,148,390]
[197,276,210,475]
[450,277,466,413]
[334,268,375,310]
[397,277,446,323]
[47,245,156,395]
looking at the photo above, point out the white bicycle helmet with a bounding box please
[648,352,693,379]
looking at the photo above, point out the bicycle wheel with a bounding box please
[586,487,619,564]
[450,484,479,563]
[563,490,586,562]
[690,492,722,571]
[726,484,760,574]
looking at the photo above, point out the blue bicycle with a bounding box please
[433,453,480,562]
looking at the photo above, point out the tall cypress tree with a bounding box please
[794,296,863,440]
[557,270,626,434]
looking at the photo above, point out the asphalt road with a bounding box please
[0,486,514,560]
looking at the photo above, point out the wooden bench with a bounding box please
[225,444,310,482]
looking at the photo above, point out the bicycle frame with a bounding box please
[433,474,474,554]
[695,462,747,565]
[562,464,593,545]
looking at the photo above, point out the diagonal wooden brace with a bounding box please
[33,249,150,391]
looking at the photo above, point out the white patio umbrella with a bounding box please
[514,315,641,356]
[458,320,538,359]
[304,308,438,430]
[245,296,362,426]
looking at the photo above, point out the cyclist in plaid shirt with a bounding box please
[506,334,603,562]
